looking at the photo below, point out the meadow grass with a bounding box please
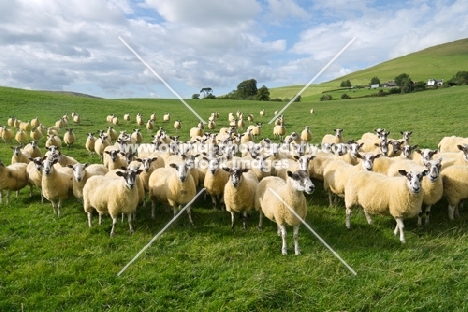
[1,85,468,311]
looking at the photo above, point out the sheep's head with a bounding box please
[224,167,248,188]
[116,168,142,190]
[425,159,442,183]
[169,162,191,183]
[399,169,427,194]
[287,170,315,194]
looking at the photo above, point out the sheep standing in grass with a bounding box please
[255,170,315,255]
[63,128,76,148]
[68,163,109,200]
[203,156,230,211]
[29,127,43,142]
[27,156,45,203]
[85,133,97,156]
[148,160,196,224]
[223,167,259,230]
[1,126,14,142]
[42,157,73,216]
[344,169,427,243]
[94,134,110,161]
[15,129,28,144]
[441,164,468,220]
[83,168,142,236]
[11,145,30,164]
[300,126,312,142]
[321,128,344,146]
[23,141,42,158]
[0,159,30,204]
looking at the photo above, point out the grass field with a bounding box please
[1,85,468,311]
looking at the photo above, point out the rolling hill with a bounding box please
[269,37,468,100]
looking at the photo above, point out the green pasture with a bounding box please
[1,85,468,311]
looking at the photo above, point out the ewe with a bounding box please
[255,170,315,255]
[0,159,30,205]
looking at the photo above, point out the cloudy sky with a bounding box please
[1,0,467,99]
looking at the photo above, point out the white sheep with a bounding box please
[83,168,142,236]
[123,113,131,123]
[163,113,171,122]
[73,113,81,124]
[68,163,109,200]
[0,159,30,205]
[23,141,42,158]
[15,129,28,144]
[273,124,286,141]
[436,144,468,169]
[94,134,111,161]
[131,129,143,144]
[344,169,427,243]
[300,126,312,142]
[387,158,443,226]
[1,126,14,142]
[255,170,315,255]
[222,167,259,230]
[438,135,468,153]
[173,120,182,132]
[45,134,62,148]
[63,128,76,148]
[190,125,204,140]
[321,128,344,145]
[29,127,43,142]
[85,133,96,156]
[441,164,468,221]
[203,156,230,211]
[148,160,196,225]
[247,123,262,140]
[27,156,45,203]
[11,145,30,164]
[323,153,380,207]
[136,113,144,126]
[41,157,73,216]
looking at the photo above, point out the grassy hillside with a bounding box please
[270,37,468,100]
[1,85,468,310]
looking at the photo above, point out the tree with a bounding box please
[447,71,468,85]
[256,85,270,101]
[236,79,258,99]
[370,77,380,85]
[200,87,213,98]
[394,73,410,87]
[192,93,200,99]
[340,80,351,87]
[401,79,414,94]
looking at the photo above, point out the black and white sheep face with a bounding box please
[71,163,89,182]
[32,157,45,171]
[225,168,248,188]
[457,144,468,163]
[116,169,141,190]
[43,157,58,175]
[379,131,390,143]
[331,143,348,156]
[293,155,315,171]
[169,162,191,183]
[106,150,120,162]
[287,170,315,194]
[348,142,362,157]
[399,169,427,195]
[334,128,343,137]
[417,148,438,165]
[11,146,21,156]
[360,154,380,171]
[425,159,442,183]
[207,157,222,174]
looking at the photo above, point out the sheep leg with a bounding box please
[127,213,134,234]
[121,212,125,223]
[29,184,33,198]
[110,216,117,237]
[220,196,226,211]
[293,225,301,255]
[57,198,63,217]
[186,205,194,226]
[279,225,288,255]
[98,213,103,225]
[328,192,334,207]
[364,210,373,225]
[50,200,57,215]
[230,212,235,229]
[424,204,432,225]
[345,207,352,229]
[448,204,456,220]
[211,195,217,211]
[242,212,248,231]
[6,190,11,205]
[0,190,2,204]
[394,217,406,243]
[151,199,157,219]
[258,211,264,230]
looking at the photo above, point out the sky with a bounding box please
[1,0,467,99]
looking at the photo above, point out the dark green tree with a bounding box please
[192,93,200,99]
[447,71,468,85]
[236,79,258,99]
[370,77,380,85]
[200,87,213,98]
[340,80,351,87]
[256,85,270,101]
[394,73,410,87]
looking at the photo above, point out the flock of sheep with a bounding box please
[1,109,468,254]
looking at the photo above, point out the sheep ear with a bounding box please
[116,170,125,177]
[293,155,299,160]
[66,164,74,169]
[287,170,293,177]
[242,168,249,173]
[398,170,408,176]
[169,163,178,170]
[222,167,231,172]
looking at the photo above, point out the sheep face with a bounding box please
[398,169,428,195]
[332,143,348,156]
[70,163,89,182]
[31,157,45,171]
[225,168,248,188]
[334,128,343,137]
[457,144,468,162]
[287,170,315,194]
[416,148,438,165]
[11,146,21,156]
[116,168,142,190]
[401,144,418,158]
[425,159,441,183]
[207,157,222,174]
[359,154,380,171]
[43,157,59,175]
[169,163,191,183]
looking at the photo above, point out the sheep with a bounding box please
[436,144,468,169]
[7,116,16,127]
[30,117,41,128]
[131,129,143,144]
[23,141,42,158]
[388,158,443,226]
[344,169,427,243]
[323,153,380,207]
[1,126,14,142]
[45,134,62,148]
[412,148,438,166]
[19,120,31,132]
[85,133,97,156]
[255,170,315,255]
[150,112,157,121]
[438,136,468,153]
[15,129,28,144]
[55,117,66,128]
[148,160,196,224]
[400,131,412,145]
[103,149,129,170]
[202,156,230,211]
[173,120,181,132]
[29,127,43,142]
[260,109,265,116]
[146,119,154,132]
[123,113,131,123]
[136,113,144,126]
[237,117,245,129]
[72,113,81,124]
[223,167,259,230]
[106,126,118,142]
[106,114,116,124]
[63,128,76,148]
[27,156,45,203]
[310,108,315,114]
[41,157,73,216]
[300,126,312,142]
[273,124,286,141]
[208,120,216,130]
[112,115,119,126]
[94,134,111,161]
[83,168,142,236]
[190,125,204,140]
[68,163,109,200]
[130,156,164,195]
[247,114,254,124]
[163,113,171,122]
[441,165,468,221]
[11,145,30,164]
[276,155,315,181]
[106,164,146,210]
[247,123,262,140]
[321,128,344,145]
[0,159,30,205]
